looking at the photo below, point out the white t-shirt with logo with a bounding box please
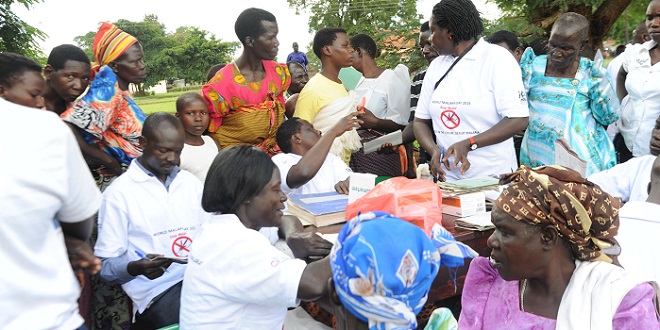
[416,38,529,181]
[180,135,218,183]
[272,152,352,195]
[94,160,208,314]
[180,214,307,329]
[1,99,102,329]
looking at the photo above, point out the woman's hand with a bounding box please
[97,157,123,176]
[286,232,334,260]
[334,178,350,194]
[376,142,398,154]
[443,139,472,175]
[356,108,379,129]
[430,149,446,182]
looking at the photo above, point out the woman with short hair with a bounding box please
[349,33,411,177]
[520,12,619,176]
[459,165,660,329]
[202,8,290,155]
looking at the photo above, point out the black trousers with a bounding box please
[131,281,182,330]
[613,133,633,164]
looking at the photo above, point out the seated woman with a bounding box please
[329,212,441,329]
[459,165,660,329]
[349,34,411,177]
[202,8,290,155]
[520,12,619,176]
[180,146,332,329]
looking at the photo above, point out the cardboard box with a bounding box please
[348,173,377,203]
[441,191,486,217]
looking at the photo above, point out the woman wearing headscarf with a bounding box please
[414,0,529,182]
[60,22,147,330]
[202,8,290,155]
[61,22,147,181]
[329,211,477,329]
[459,165,660,329]
[520,12,619,176]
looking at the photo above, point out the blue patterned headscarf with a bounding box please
[330,212,441,329]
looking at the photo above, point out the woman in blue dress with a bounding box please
[520,12,619,176]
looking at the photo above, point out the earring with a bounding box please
[448,34,453,41]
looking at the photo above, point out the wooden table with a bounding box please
[304,214,493,301]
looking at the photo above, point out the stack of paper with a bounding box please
[455,212,494,231]
[438,177,500,196]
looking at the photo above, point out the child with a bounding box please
[0,52,45,109]
[175,92,219,182]
[273,112,362,195]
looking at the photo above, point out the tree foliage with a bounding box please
[75,15,238,89]
[288,0,427,74]
[0,0,47,59]
[606,0,648,45]
[486,0,634,50]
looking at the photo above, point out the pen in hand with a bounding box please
[135,250,168,273]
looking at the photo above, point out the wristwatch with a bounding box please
[468,137,478,151]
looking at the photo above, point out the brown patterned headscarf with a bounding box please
[495,165,621,263]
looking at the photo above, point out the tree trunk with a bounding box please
[591,0,634,49]
[526,0,633,50]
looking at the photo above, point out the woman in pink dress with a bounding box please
[459,165,660,329]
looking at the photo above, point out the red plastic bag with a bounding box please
[345,177,443,235]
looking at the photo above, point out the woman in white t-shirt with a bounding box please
[179,146,331,330]
[350,34,411,177]
[616,0,660,157]
[413,0,529,181]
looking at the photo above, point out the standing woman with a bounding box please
[60,22,148,330]
[350,34,411,177]
[616,0,660,158]
[520,12,619,176]
[61,22,147,180]
[203,8,290,155]
[414,0,529,182]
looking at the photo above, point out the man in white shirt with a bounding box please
[589,115,660,202]
[617,153,660,283]
[273,113,361,195]
[95,112,209,329]
[1,98,102,329]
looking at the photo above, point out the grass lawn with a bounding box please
[133,89,203,115]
